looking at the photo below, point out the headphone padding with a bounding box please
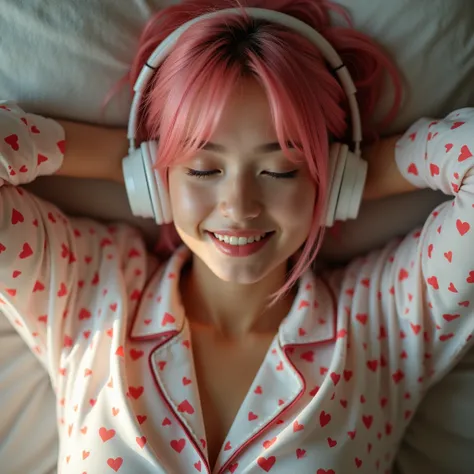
[122,147,155,219]
[325,143,347,227]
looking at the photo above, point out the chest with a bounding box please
[190,328,275,469]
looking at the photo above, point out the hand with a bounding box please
[362,134,418,200]
[55,120,127,183]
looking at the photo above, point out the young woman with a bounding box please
[0,0,473,473]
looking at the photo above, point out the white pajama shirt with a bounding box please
[0,101,473,473]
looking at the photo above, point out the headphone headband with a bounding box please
[127,7,362,156]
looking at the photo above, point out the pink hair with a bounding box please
[120,0,402,304]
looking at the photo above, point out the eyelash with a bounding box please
[185,169,298,179]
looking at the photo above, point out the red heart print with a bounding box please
[19,242,33,259]
[398,268,409,281]
[79,308,91,320]
[467,271,474,284]
[410,323,421,335]
[229,463,239,473]
[115,346,124,357]
[170,438,186,453]
[130,349,144,360]
[137,415,147,425]
[356,313,368,325]
[443,313,460,322]
[178,399,194,414]
[107,457,123,472]
[128,385,144,400]
[293,420,304,432]
[440,333,454,341]
[330,372,340,385]
[427,276,439,289]
[301,351,314,362]
[99,427,116,442]
[57,282,67,297]
[263,437,277,449]
[4,134,19,151]
[317,470,335,474]
[448,282,458,293]
[327,437,337,448]
[319,411,331,427]
[11,209,24,225]
[257,456,276,472]
[37,154,48,165]
[407,163,418,175]
[445,143,453,153]
[408,132,417,141]
[161,312,175,326]
[456,219,470,236]
[362,415,373,429]
[182,376,192,386]
[136,436,147,448]
[343,370,353,381]
[367,360,378,372]
[458,145,473,162]
[429,163,440,176]
[355,458,362,468]
[444,251,453,262]
[296,449,306,459]
[451,121,465,129]
[248,411,258,421]
[30,125,40,134]
[57,140,66,154]
[392,369,404,383]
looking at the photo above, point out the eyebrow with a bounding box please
[199,140,296,154]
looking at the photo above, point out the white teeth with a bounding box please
[213,233,267,246]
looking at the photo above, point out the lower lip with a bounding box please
[208,232,273,257]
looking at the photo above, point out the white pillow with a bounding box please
[0,1,473,473]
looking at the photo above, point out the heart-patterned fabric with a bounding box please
[0,101,473,473]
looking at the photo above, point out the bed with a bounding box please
[0,0,473,472]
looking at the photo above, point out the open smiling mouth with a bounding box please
[206,231,275,257]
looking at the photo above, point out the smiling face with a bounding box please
[168,78,316,285]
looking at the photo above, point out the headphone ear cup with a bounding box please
[141,141,173,225]
[325,143,347,227]
[324,143,367,227]
[122,145,156,219]
[335,149,367,223]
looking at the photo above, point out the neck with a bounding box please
[180,255,296,339]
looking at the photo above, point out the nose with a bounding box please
[219,174,262,221]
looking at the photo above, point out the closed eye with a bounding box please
[185,169,219,178]
[185,169,299,179]
[263,170,299,179]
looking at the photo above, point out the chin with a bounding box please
[206,256,282,285]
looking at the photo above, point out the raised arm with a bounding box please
[0,101,143,383]
[380,108,474,379]
[54,119,127,183]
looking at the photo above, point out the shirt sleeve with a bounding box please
[387,108,474,382]
[0,101,141,388]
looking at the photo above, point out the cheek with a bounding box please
[168,171,213,228]
[268,181,316,232]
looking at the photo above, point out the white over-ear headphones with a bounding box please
[122,7,367,228]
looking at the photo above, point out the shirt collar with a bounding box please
[130,246,336,346]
